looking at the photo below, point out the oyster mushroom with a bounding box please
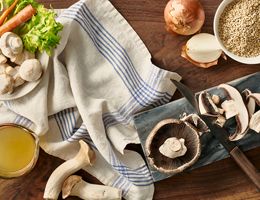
[249,110,260,133]
[0,73,14,94]
[19,59,42,82]
[0,32,23,59]
[44,140,96,200]
[198,91,221,117]
[145,119,201,174]
[62,175,122,200]
[159,137,187,159]
[218,84,249,141]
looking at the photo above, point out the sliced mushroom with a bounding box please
[19,59,42,82]
[249,110,260,133]
[221,100,238,119]
[243,89,258,117]
[218,84,249,141]
[181,113,209,135]
[198,91,220,117]
[211,94,220,105]
[0,32,23,59]
[215,115,226,127]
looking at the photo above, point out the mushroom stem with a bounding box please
[159,137,187,159]
[43,140,96,200]
[62,175,122,200]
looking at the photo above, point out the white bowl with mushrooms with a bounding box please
[213,0,260,64]
[0,32,45,100]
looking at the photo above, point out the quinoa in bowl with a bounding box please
[214,0,260,64]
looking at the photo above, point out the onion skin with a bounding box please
[164,0,205,36]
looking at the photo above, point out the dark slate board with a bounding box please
[133,72,260,182]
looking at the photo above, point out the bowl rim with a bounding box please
[213,0,260,64]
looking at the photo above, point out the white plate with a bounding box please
[0,52,49,101]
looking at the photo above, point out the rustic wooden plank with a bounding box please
[0,0,259,200]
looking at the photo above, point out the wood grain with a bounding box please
[0,0,260,199]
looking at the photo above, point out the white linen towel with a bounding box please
[0,0,181,199]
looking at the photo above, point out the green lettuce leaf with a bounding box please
[5,0,63,55]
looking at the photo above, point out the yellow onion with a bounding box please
[164,0,205,35]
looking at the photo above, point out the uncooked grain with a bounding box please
[219,0,260,57]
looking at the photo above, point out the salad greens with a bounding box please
[3,0,63,55]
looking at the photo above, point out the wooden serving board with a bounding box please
[133,72,260,182]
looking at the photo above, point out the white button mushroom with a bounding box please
[0,74,14,94]
[19,59,42,82]
[11,50,35,65]
[0,32,23,59]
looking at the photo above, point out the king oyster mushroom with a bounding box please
[145,118,201,174]
[0,32,23,59]
[218,84,249,141]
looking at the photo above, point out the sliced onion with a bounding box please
[181,33,225,68]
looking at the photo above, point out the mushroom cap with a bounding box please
[0,32,23,58]
[62,175,82,199]
[145,118,201,174]
[20,59,42,82]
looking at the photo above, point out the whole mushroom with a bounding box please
[0,74,14,94]
[11,50,35,65]
[19,59,43,82]
[0,32,23,59]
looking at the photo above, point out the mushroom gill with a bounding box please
[145,119,201,174]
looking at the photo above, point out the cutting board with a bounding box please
[133,72,260,182]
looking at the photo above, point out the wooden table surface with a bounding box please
[0,0,260,199]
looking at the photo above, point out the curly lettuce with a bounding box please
[5,0,63,55]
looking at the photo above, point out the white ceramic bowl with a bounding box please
[213,0,260,64]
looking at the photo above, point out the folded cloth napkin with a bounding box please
[0,0,181,199]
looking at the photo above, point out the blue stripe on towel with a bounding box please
[14,115,32,128]
[59,1,171,108]
[109,148,153,186]
[74,1,171,100]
